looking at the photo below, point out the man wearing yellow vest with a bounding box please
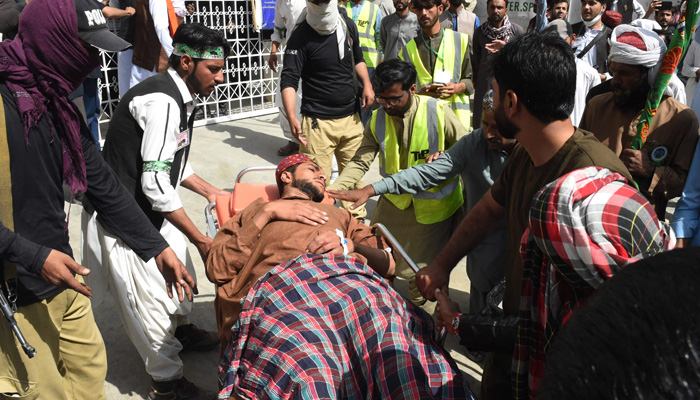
[345,0,384,126]
[399,0,473,131]
[328,59,466,306]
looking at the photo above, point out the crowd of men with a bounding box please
[1,0,700,399]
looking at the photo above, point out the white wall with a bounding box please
[472,0,660,30]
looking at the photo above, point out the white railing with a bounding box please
[96,0,279,139]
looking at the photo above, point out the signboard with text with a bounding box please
[472,0,537,30]
[472,0,657,29]
[262,0,276,29]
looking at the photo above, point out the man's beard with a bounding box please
[494,104,520,139]
[448,0,462,7]
[186,67,214,97]
[292,178,325,202]
[419,14,438,29]
[384,94,411,117]
[395,0,408,11]
[612,81,649,111]
[384,107,403,116]
[490,13,503,24]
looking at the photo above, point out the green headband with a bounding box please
[172,43,225,59]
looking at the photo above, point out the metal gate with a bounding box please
[97,0,278,134]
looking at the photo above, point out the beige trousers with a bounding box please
[300,113,366,218]
[371,196,463,306]
[0,281,107,400]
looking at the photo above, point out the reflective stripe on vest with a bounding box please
[371,96,463,224]
[400,29,471,130]
[374,98,441,177]
[345,1,380,68]
[450,30,461,83]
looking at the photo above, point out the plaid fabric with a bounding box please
[219,254,473,400]
[513,167,676,399]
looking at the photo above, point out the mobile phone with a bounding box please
[660,1,672,10]
[428,83,444,91]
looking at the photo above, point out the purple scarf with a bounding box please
[0,0,99,194]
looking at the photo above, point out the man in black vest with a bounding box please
[90,23,230,400]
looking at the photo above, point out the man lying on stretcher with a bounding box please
[209,154,473,399]
[206,154,396,348]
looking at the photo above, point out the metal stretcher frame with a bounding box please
[374,224,446,345]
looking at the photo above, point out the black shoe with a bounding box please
[148,377,216,400]
[465,350,486,364]
[175,323,220,352]
[277,140,299,156]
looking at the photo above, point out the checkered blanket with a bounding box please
[513,167,676,399]
[218,254,473,400]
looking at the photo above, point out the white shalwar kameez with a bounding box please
[83,68,197,382]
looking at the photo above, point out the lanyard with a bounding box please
[350,0,365,24]
[420,28,445,66]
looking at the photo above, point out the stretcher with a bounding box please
[205,166,276,238]
[203,165,445,342]
[204,166,334,238]
[204,166,422,273]
[218,252,474,399]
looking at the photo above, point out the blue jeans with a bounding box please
[82,78,101,149]
[359,67,375,127]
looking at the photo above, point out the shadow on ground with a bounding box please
[96,297,220,398]
[206,122,288,166]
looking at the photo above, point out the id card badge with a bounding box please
[434,69,451,84]
[176,129,190,151]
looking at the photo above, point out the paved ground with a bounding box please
[67,113,483,399]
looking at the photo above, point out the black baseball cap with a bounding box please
[75,0,130,51]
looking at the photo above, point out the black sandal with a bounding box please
[277,140,299,156]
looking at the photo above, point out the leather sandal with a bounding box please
[277,140,299,156]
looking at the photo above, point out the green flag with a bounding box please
[633,0,700,150]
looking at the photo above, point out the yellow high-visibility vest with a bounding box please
[370,95,463,224]
[345,1,381,68]
[400,29,471,131]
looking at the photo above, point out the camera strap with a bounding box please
[577,26,608,59]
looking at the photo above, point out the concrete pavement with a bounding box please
[67,112,482,399]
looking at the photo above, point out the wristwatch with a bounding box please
[450,313,461,336]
